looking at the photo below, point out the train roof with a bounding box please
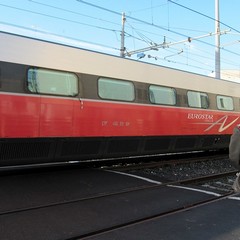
[0,30,240,97]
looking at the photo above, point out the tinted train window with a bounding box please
[149,85,176,105]
[98,78,135,101]
[217,95,233,110]
[187,91,209,109]
[27,68,78,96]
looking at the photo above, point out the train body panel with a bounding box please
[0,31,240,166]
[0,92,239,138]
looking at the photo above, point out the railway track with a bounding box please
[1,155,238,240]
[72,193,236,240]
[106,169,238,195]
[103,152,238,196]
[175,169,238,193]
[68,169,239,240]
[104,152,229,171]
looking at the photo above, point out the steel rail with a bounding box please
[68,189,237,240]
[0,169,236,217]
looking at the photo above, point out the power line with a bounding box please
[39,0,183,54]
[0,3,120,34]
[76,0,190,39]
[125,30,230,57]
[1,1,239,75]
[128,2,168,14]
[168,0,240,34]
[0,20,120,52]
[148,52,215,73]
[29,0,121,28]
[76,0,240,58]
[4,0,238,61]
[75,0,240,74]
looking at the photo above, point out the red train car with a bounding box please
[0,31,240,167]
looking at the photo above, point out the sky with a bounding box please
[1,0,240,79]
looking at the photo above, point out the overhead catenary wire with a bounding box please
[76,0,240,43]
[168,0,240,35]
[28,0,122,28]
[76,0,199,39]
[76,1,240,59]
[0,3,119,34]
[25,0,240,61]
[125,30,230,57]
[1,0,240,76]
[0,20,120,54]
[30,0,237,70]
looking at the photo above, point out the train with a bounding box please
[0,30,240,167]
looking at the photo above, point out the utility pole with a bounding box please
[215,0,221,79]
[120,12,126,57]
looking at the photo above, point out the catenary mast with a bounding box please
[215,0,221,79]
[120,12,126,58]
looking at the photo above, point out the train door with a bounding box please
[28,68,78,137]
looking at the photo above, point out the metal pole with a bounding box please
[215,0,221,79]
[120,12,126,57]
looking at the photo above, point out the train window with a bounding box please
[187,91,209,109]
[217,95,234,110]
[98,77,135,101]
[149,85,176,105]
[27,68,78,96]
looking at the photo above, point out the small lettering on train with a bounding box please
[101,121,130,127]
[187,113,213,121]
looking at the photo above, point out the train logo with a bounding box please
[204,115,239,133]
[188,114,239,133]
